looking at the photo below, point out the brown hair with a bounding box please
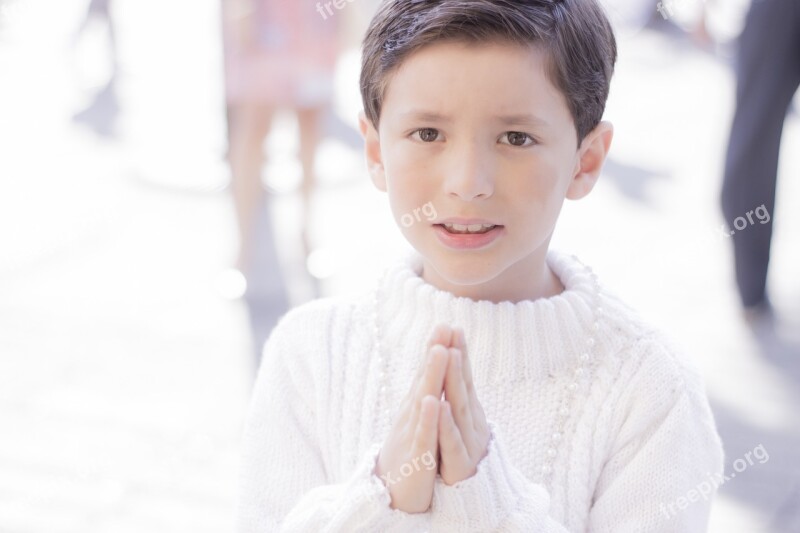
[360,0,617,145]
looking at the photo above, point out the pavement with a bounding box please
[0,0,798,532]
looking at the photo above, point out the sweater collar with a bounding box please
[374,248,606,384]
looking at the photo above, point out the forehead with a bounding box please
[381,40,571,125]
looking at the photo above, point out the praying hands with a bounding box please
[374,324,491,513]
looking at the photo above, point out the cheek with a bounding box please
[501,157,570,231]
[385,147,437,199]
[383,148,439,226]
[504,156,563,200]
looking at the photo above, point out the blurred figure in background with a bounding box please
[221,0,340,367]
[720,0,798,318]
[72,0,119,137]
[221,0,339,283]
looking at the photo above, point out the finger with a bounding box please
[420,344,449,399]
[438,400,471,478]
[429,323,454,350]
[402,330,447,414]
[444,347,475,446]
[453,327,466,354]
[413,395,440,458]
[454,328,476,396]
[410,345,448,428]
[403,323,453,422]
[412,324,452,383]
[453,329,487,433]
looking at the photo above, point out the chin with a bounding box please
[421,247,508,285]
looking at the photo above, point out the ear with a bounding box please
[566,121,613,200]
[358,110,387,192]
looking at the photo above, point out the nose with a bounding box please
[443,140,495,201]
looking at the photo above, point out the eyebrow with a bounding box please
[399,110,453,123]
[399,110,550,127]
[496,113,550,127]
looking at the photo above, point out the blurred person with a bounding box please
[220,0,340,366]
[221,0,339,282]
[74,0,115,51]
[71,0,119,137]
[720,0,797,317]
[236,1,724,531]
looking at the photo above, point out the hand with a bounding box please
[438,327,491,486]
[374,325,454,513]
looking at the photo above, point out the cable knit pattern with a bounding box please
[236,248,725,532]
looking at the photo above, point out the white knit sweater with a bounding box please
[236,249,725,532]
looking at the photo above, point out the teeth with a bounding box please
[442,223,496,234]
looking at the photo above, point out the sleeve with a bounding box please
[588,368,725,532]
[430,356,725,532]
[235,303,431,533]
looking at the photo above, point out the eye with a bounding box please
[501,131,535,147]
[413,128,441,143]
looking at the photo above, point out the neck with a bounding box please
[420,249,565,304]
[374,248,614,384]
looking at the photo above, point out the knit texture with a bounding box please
[236,248,725,532]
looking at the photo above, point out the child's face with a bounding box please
[360,40,612,300]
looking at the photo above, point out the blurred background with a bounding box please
[0,0,797,531]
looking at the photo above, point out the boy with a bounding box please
[236,0,725,531]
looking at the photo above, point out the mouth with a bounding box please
[436,223,501,235]
[432,222,505,250]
